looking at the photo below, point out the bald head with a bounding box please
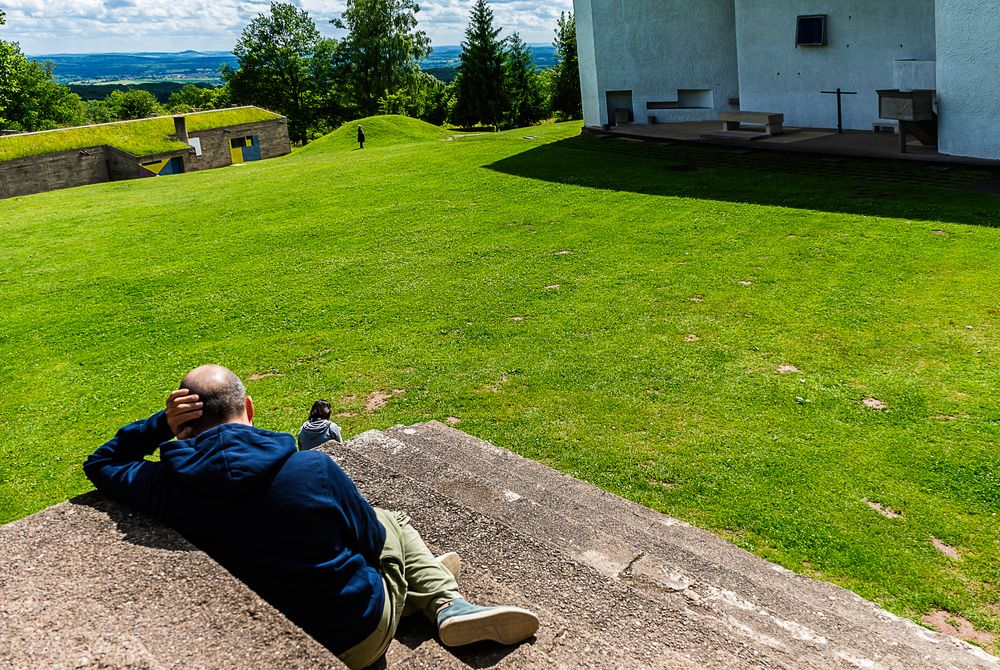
[180,365,250,435]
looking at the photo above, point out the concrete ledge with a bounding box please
[0,493,345,670]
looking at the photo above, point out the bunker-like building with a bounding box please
[573,0,1000,160]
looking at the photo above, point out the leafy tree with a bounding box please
[451,0,505,129]
[0,42,84,131]
[377,71,451,125]
[108,89,163,120]
[166,84,229,112]
[501,33,548,129]
[332,0,431,117]
[550,12,582,120]
[224,2,327,143]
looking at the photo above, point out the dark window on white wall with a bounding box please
[796,15,828,46]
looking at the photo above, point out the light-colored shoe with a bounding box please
[400,552,463,617]
[436,598,539,647]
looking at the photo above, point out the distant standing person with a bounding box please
[357,125,366,149]
[298,399,343,450]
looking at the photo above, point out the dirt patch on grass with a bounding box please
[932,230,950,236]
[922,611,996,647]
[931,414,960,421]
[366,389,405,412]
[510,316,526,322]
[341,394,357,403]
[863,397,888,410]
[689,295,704,303]
[648,478,676,489]
[248,371,283,381]
[685,334,700,342]
[445,416,462,426]
[545,284,561,290]
[482,374,511,393]
[865,499,902,518]
[932,538,961,559]
[738,280,753,286]
[776,365,800,374]
[555,250,574,255]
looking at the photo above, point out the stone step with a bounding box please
[0,493,346,670]
[330,443,780,669]
[329,424,998,670]
[362,425,933,667]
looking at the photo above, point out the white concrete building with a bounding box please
[573,0,1000,160]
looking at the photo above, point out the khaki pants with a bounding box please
[338,508,462,670]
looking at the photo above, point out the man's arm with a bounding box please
[83,409,173,515]
[83,389,204,516]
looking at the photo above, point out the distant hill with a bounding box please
[31,46,559,85]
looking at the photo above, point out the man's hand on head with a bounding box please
[166,389,203,440]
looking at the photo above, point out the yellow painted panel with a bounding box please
[141,159,168,175]
[230,147,243,164]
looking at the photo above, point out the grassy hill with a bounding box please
[299,115,451,154]
[0,117,997,649]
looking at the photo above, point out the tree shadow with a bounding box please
[69,491,195,552]
[484,135,1000,228]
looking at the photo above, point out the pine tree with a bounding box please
[451,0,506,129]
[550,12,582,120]
[501,33,548,129]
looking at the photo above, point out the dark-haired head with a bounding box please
[179,364,249,436]
[309,400,332,421]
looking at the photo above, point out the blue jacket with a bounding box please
[83,410,387,654]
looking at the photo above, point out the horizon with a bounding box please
[1,1,574,55]
[26,44,557,58]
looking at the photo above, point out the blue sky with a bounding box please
[1,0,574,55]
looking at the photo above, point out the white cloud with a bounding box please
[1,0,574,54]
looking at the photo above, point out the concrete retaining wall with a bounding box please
[186,118,291,172]
[0,117,291,199]
[0,146,111,199]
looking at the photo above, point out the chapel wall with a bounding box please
[574,0,740,128]
[734,0,936,131]
[935,0,1000,160]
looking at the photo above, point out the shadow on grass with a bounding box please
[485,135,1000,228]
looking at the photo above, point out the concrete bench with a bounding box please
[719,111,784,136]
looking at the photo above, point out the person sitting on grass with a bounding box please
[84,364,539,670]
[298,399,343,450]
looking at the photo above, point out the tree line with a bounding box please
[0,1,581,139]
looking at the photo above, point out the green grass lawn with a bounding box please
[1,117,997,650]
[0,106,280,161]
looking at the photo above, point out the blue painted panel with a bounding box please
[243,135,261,162]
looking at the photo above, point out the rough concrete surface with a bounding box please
[0,493,345,670]
[3,425,997,670]
[322,423,1000,670]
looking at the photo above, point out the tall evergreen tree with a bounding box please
[451,0,505,129]
[550,12,582,120]
[333,0,431,118]
[501,33,548,129]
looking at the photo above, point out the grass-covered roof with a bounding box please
[0,106,281,162]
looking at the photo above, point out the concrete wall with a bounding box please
[186,118,291,172]
[0,117,290,199]
[734,0,936,131]
[0,147,110,199]
[935,0,1000,159]
[574,0,740,127]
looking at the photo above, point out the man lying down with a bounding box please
[84,364,539,669]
